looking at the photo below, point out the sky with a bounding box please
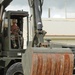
[6,0,29,11]
[6,0,75,18]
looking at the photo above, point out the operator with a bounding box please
[11,19,20,48]
[11,19,19,36]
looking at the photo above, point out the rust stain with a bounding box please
[31,53,74,75]
[59,54,64,75]
[37,54,43,75]
[69,54,74,75]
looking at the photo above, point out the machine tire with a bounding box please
[6,62,23,75]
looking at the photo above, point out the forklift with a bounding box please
[0,0,74,75]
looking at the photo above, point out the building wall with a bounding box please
[43,18,75,45]
[43,18,75,35]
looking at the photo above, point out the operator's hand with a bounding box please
[19,31,22,35]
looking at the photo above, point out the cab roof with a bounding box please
[5,10,29,18]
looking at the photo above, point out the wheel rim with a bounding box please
[14,72,23,75]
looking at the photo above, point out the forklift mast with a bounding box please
[28,0,46,46]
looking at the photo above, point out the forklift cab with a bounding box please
[2,11,29,52]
